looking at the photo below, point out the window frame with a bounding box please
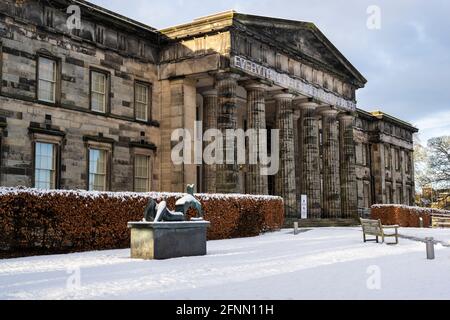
[89,68,110,114]
[395,149,401,171]
[34,141,57,190]
[88,148,107,191]
[118,33,128,51]
[36,53,61,105]
[134,81,152,122]
[44,6,55,28]
[95,25,105,45]
[362,143,370,166]
[133,152,152,193]
[31,134,63,190]
[84,138,113,191]
[87,146,111,192]
[405,151,411,174]
[385,184,392,204]
[396,185,403,204]
[384,145,391,170]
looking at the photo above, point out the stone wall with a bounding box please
[354,110,416,212]
[0,0,161,191]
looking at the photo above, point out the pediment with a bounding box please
[233,13,366,87]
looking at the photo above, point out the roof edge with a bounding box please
[357,109,419,132]
[72,0,158,33]
[233,13,367,88]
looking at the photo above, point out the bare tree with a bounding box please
[427,136,450,188]
[414,134,430,189]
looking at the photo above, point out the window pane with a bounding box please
[92,72,106,93]
[91,92,105,112]
[91,72,106,112]
[38,80,55,102]
[89,148,107,191]
[38,57,56,102]
[35,142,55,189]
[39,57,56,82]
[134,155,150,192]
[136,103,147,121]
[135,84,148,121]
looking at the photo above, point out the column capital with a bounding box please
[317,106,339,116]
[295,100,319,110]
[202,89,217,97]
[293,97,320,107]
[273,93,295,101]
[215,72,241,82]
[337,112,355,121]
[242,81,267,91]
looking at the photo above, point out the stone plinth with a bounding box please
[128,221,210,260]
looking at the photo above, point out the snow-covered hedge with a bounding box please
[371,204,450,227]
[0,187,284,258]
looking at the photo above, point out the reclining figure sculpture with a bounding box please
[175,184,203,220]
[143,199,184,222]
[143,184,203,222]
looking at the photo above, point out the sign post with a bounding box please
[300,195,307,219]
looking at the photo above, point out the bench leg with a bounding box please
[363,233,366,243]
[376,236,379,243]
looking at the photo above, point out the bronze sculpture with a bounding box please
[143,184,203,222]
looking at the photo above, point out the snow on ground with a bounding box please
[399,228,450,246]
[1,227,450,300]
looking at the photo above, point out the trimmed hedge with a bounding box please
[0,188,284,258]
[371,204,450,227]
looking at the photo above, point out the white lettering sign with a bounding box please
[300,195,308,219]
[231,55,356,111]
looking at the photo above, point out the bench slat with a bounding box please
[360,218,399,244]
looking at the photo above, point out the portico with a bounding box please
[158,11,367,221]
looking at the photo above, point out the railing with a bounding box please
[431,214,450,228]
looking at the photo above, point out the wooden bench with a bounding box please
[432,214,450,228]
[360,218,399,244]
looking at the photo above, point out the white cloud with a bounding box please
[88,0,450,143]
[413,110,450,142]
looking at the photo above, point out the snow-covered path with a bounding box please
[1,227,450,300]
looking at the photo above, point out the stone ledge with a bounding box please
[128,221,210,229]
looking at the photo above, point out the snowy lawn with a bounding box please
[1,227,450,300]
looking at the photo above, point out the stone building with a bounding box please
[354,109,417,215]
[0,0,417,222]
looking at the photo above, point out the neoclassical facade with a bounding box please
[0,1,417,222]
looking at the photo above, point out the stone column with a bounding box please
[274,93,297,218]
[160,78,197,192]
[293,110,301,202]
[321,108,341,218]
[245,82,268,195]
[202,89,218,193]
[338,113,358,218]
[216,73,240,193]
[298,101,322,219]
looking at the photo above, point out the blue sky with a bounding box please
[89,0,450,142]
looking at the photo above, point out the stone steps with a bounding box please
[284,218,359,228]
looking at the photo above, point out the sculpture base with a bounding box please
[127,221,210,260]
